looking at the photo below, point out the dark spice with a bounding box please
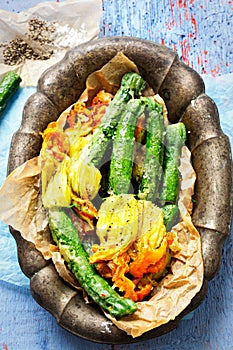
[2,17,55,66]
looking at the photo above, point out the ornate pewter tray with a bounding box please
[7,37,232,344]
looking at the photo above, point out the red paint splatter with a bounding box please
[198,50,209,73]
[191,14,198,37]
[166,20,175,30]
[161,39,165,46]
[180,39,190,65]
[202,67,207,74]
[190,0,195,4]
[179,13,182,26]
[211,65,221,77]
[170,0,175,14]
[177,0,189,20]
[177,0,187,8]
[177,0,183,8]
[184,8,189,20]
[188,32,194,38]
[166,0,175,29]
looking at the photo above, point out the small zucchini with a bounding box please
[86,72,146,168]
[109,99,144,194]
[0,71,22,115]
[160,122,186,204]
[48,208,137,318]
[162,204,180,231]
[86,101,126,167]
[138,97,164,202]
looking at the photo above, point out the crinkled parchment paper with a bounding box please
[0,53,203,337]
[0,0,102,86]
[107,146,203,337]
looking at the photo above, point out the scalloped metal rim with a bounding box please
[7,37,232,344]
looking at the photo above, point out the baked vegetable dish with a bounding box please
[40,65,196,319]
[2,48,218,339]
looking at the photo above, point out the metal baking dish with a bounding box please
[7,37,232,344]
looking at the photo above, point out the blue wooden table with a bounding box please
[0,1,232,349]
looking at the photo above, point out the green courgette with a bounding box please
[160,122,186,204]
[162,204,180,231]
[0,71,22,115]
[48,208,137,317]
[109,99,144,194]
[85,72,146,168]
[138,97,164,202]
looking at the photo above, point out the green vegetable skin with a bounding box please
[48,209,137,317]
[160,122,187,204]
[86,72,146,168]
[0,71,22,115]
[138,97,164,202]
[162,203,180,231]
[109,99,144,194]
